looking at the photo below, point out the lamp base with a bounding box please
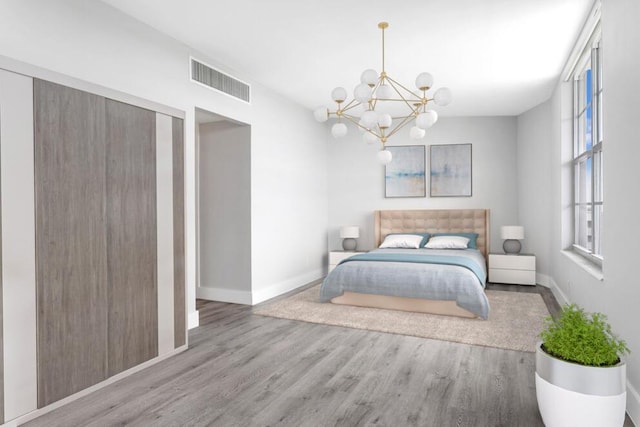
[503,239,522,254]
[342,238,357,251]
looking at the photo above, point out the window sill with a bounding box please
[561,250,604,281]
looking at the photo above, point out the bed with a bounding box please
[320,209,491,319]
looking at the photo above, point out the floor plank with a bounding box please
[25,284,634,427]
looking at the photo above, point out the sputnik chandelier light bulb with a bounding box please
[314,22,452,164]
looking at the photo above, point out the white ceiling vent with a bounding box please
[190,58,250,103]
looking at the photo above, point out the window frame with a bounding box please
[571,31,603,268]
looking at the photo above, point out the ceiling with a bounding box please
[101,0,593,117]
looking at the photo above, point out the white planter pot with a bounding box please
[535,343,626,427]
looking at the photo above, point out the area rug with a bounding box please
[254,286,549,352]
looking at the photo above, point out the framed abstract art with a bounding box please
[429,143,472,197]
[384,145,426,198]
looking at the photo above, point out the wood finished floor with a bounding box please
[25,283,635,427]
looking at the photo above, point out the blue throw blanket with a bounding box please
[339,252,487,285]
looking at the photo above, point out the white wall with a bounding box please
[198,122,252,303]
[599,0,640,420]
[250,85,329,303]
[0,0,328,318]
[516,0,640,422]
[516,101,554,284]
[327,117,518,253]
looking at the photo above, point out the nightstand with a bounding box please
[329,250,366,272]
[488,253,536,285]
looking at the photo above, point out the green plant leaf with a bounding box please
[540,304,630,366]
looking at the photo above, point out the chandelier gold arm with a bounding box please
[383,77,419,110]
[370,78,383,110]
[339,113,363,126]
[373,99,420,103]
[379,22,388,73]
[385,75,425,102]
[341,112,391,140]
[386,113,419,138]
[340,99,360,112]
[341,112,379,134]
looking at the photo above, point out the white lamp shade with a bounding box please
[501,226,525,240]
[360,69,379,86]
[354,83,372,104]
[378,113,392,129]
[331,87,347,103]
[376,83,393,99]
[331,122,348,138]
[409,125,426,139]
[313,106,329,122]
[378,149,393,164]
[415,72,434,90]
[434,87,453,106]
[416,110,438,129]
[361,110,378,128]
[340,226,360,239]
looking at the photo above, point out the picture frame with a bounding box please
[429,143,472,197]
[384,145,426,198]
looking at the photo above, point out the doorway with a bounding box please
[195,107,251,303]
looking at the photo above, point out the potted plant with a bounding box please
[536,304,630,427]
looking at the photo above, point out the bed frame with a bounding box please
[331,209,490,318]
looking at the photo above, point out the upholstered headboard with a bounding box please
[374,209,490,259]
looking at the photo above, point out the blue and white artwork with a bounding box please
[430,144,472,197]
[385,145,425,198]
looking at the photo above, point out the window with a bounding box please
[572,37,603,265]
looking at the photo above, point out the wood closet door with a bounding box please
[34,80,108,407]
[172,117,186,348]
[106,100,158,376]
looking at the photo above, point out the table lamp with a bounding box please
[501,225,524,254]
[340,226,360,251]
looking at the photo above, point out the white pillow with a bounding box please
[424,235,470,249]
[379,234,423,249]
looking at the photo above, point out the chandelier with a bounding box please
[313,22,452,164]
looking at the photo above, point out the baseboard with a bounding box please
[251,268,324,305]
[188,310,200,329]
[627,380,640,426]
[537,272,572,305]
[546,276,569,306]
[196,269,324,306]
[196,286,252,305]
[535,272,552,288]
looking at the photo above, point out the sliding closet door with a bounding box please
[173,117,186,348]
[106,100,158,376]
[34,79,108,407]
